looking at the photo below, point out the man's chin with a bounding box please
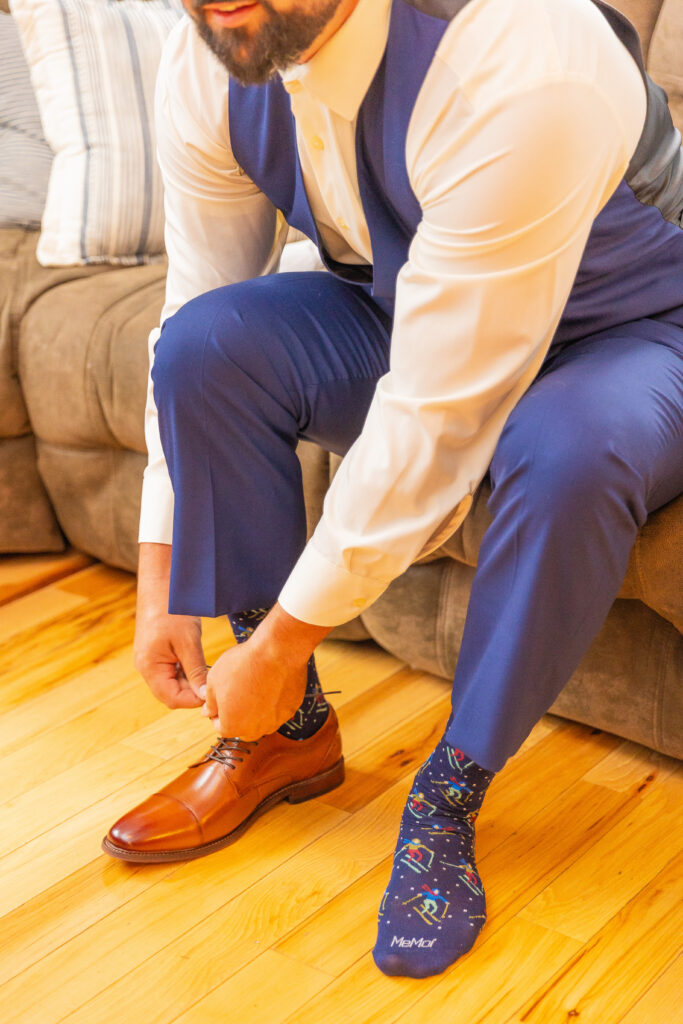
[195,20,279,85]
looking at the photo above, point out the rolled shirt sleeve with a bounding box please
[279,19,647,625]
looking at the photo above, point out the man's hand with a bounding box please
[202,603,332,739]
[134,542,206,709]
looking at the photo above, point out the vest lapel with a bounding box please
[228,77,317,241]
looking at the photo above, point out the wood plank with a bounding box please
[473,721,619,861]
[481,780,638,933]
[283,953,422,1024]
[583,738,680,793]
[0,743,180,857]
[314,639,403,703]
[2,557,681,1024]
[276,716,618,978]
[0,586,87,647]
[519,768,683,941]
[617,955,683,1024]
[0,745,212,919]
[0,647,140,756]
[0,685,167,802]
[0,566,137,711]
[56,564,132,597]
[54,776,419,1024]
[324,691,451,813]
[276,859,392,976]
[0,801,348,1024]
[285,919,582,1024]
[121,704,225,761]
[0,856,178,989]
[515,853,683,1024]
[392,919,582,1024]
[0,594,227,760]
[0,550,93,606]
[515,713,561,754]
[170,950,331,1024]
[331,666,447,778]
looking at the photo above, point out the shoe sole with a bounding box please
[101,756,345,864]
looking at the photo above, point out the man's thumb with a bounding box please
[178,641,209,698]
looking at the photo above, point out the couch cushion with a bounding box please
[610,0,664,61]
[0,229,31,438]
[0,227,117,439]
[361,559,683,759]
[618,496,683,633]
[648,0,683,135]
[19,261,167,452]
[0,434,63,552]
[36,443,145,571]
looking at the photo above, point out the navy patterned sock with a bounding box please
[228,608,330,740]
[373,735,494,977]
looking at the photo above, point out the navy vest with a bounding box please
[228,0,683,336]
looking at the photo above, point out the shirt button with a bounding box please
[311,135,325,151]
[284,80,302,94]
[352,597,367,608]
[337,217,350,231]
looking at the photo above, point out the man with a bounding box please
[102,0,683,979]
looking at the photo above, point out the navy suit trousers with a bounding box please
[152,272,683,770]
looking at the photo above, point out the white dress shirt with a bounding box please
[140,0,646,626]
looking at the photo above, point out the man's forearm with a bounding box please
[137,541,172,616]
[250,602,333,666]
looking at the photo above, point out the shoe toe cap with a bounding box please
[106,794,203,854]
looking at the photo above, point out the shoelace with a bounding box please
[201,691,342,767]
[204,737,258,769]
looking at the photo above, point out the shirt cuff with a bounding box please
[278,542,390,627]
[138,468,175,545]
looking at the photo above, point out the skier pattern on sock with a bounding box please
[407,792,437,819]
[228,608,330,741]
[402,885,450,926]
[373,736,494,978]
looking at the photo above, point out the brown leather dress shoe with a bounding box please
[102,707,343,862]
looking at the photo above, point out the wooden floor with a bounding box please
[0,553,681,1024]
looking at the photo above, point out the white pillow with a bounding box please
[0,12,53,228]
[10,0,184,266]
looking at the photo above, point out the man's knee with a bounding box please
[152,286,256,411]
[490,399,647,528]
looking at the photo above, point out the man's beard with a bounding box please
[192,0,344,86]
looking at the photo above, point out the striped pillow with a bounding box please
[11,0,184,266]
[0,13,53,228]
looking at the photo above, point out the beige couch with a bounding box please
[2,0,681,757]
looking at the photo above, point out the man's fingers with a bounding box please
[176,640,209,698]
[145,663,204,709]
[201,713,221,735]
[171,686,205,709]
[202,677,219,719]
[203,669,233,736]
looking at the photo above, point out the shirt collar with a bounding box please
[280,0,393,121]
